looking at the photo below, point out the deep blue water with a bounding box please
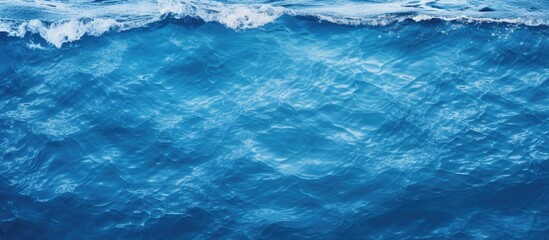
[1,0,548,239]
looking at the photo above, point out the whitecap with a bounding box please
[0,0,546,48]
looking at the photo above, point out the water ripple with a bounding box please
[1,11,548,239]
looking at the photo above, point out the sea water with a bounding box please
[0,0,548,239]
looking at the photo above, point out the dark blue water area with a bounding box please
[1,17,549,239]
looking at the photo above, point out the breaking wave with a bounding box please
[0,0,547,47]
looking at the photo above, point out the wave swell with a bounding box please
[0,0,547,47]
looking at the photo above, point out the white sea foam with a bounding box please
[158,0,284,29]
[296,13,549,27]
[30,19,119,48]
[26,41,48,50]
[1,19,126,48]
[0,0,546,48]
[0,18,157,48]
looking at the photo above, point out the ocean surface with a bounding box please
[1,0,548,239]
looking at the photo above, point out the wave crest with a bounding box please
[0,0,547,48]
[2,19,127,48]
[159,0,284,29]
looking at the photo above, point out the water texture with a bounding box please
[1,0,548,239]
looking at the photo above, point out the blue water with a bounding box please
[1,0,548,239]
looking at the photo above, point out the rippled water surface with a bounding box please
[1,0,548,239]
